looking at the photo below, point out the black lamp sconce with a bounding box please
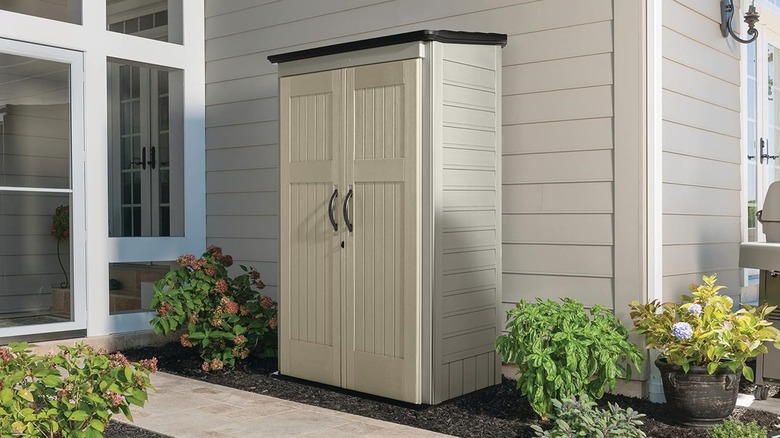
[722,0,760,44]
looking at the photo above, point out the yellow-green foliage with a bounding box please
[630,274,780,380]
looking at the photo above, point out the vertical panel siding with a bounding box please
[661,0,741,301]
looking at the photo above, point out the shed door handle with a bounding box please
[343,188,353,232]
[328,188,338,232]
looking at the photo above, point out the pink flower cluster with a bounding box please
[139,358,158,373]
[201,357,225,372]
[0,347,11,363]
[260,296,274,310]
[180,333,193,348]
[214,279,228,294]
[176,254,207,270]
[158,301,174,316]
[109,352,130,368]
[104,390,123,407]
[221,296,238,315]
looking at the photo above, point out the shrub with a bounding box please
[0,342,156,437]
[531,396,646,438]
[150,245,278,371]
[707,419,767,438]
[496,298,644,419]
[630,274,780,380]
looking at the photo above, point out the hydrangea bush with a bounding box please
[630,274,780,379]
[150,246,278,371]
[0,342,156,437]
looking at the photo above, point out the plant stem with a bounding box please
[56,238,69,288]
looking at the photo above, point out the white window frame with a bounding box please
[0,1,205,337]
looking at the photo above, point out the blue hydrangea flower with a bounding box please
[672,322,693,340]
[688,303,703,315]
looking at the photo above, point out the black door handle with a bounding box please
[148,146,156,169]
[343,188,353,232]
[328,188,338,232]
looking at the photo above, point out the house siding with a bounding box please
[204,0,619,317]
[0,104,70,313]
[661,0,742,300]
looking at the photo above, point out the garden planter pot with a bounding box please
[655,358,741,427]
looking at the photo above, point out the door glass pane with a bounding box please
[0,49,74,328]
[0,53,71,189]
[108,60,183,237]
[0,186,72,325]
[106,0,181,45]
[769,45,780,197]
[0,0,81,25]
[109,262,173,314]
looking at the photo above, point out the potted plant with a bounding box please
[629,274,780,427]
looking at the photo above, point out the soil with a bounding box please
[104,421,170,438]
[120,343,780,438]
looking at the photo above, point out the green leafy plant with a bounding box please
[150,245,278,371]
[531,396,646,438]
[496,298,643,419]
[706,419,767,438]
[630,274,780,380]
[0,342,156,437]
[50,205,69,241]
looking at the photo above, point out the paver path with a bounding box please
[116,372,451,437]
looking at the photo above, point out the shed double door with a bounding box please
[279,59,421,403]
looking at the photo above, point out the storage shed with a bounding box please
[269,30,506,404]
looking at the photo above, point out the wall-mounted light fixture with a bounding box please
[722,0,760,44]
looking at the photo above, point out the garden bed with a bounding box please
[121,342,780,438]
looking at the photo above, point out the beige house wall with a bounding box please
[661,0,742,302]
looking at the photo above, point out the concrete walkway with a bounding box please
[116,372,451,437]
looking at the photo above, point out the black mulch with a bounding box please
[104,422,171,438]
[120,343,780,438]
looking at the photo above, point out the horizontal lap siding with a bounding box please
[0,104,69,313]
[661,0,741,302]
[206,0,613,314]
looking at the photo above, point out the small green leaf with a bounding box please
[18,389,33,402]
[69,410,89,421]
[743,365,755,382]
[90,419,105,432]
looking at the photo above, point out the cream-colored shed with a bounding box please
[269,30,505,404]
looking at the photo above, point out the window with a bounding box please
[0,0,81,25]
[106,0,181,44]
[107,61,183,237]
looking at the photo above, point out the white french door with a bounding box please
[0,38,86,339]
[745,6,780,285]
[109,65,178,237]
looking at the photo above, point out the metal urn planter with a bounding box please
[655,358,741,427]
